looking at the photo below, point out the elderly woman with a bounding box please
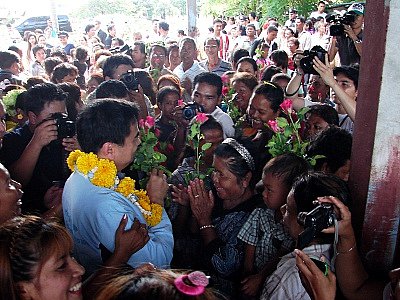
[186,138,262,297]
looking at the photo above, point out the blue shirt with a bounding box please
[63,172,173,275]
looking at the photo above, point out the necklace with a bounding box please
[67,150,162,226]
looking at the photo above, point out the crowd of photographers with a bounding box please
[0,1,398,299]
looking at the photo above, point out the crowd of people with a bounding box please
[0,1,398,299]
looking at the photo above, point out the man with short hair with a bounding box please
[192,72,235,138]
[63,99,173,276]
[146,44,175,84]
[233,24,257,52]
[0,50,23,90]
[102,54,152,119]
[0,83,77,214]
[295,17,312,50]
[285,8,298,31]
[328,2,364,65]
[200,37,232,76]
[58,31,75,56]
[248,12,261,35]
[213,19,230,60]
[309,1,327,19]
[131,41,147,69]
[95,20,107,44]
[85,24,96,39]
[30,45,47,78]
[173,37,206,94]
[158,21,170,42]
[250,25,278,58]
[105,24,117,49]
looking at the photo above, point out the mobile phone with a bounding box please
[310,257,329,276]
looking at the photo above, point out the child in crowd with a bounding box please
[304,104,339,140]
[237,153,309,297]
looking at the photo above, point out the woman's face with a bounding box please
[232,81,253,112]
[38,36,46,46]
[284,29,293,39]
[247,93,279,130]
[212,155,245,201]
[29,35,37,45]
[160,92,179,120]
[0,164,23,225]
[288,41,298,53]
[24,252,85,300]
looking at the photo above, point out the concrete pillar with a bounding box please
[350,0,400,274]
[186,0,197,38]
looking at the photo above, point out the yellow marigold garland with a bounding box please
[67,150,162,226]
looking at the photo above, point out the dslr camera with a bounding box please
[120,70,139,91]
[182,102,205,120]
[326,12,356,36]
[41,112,75,140]
[299,45,327,75]
[297,203,336,249]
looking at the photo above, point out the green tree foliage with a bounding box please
[201,0,348,23]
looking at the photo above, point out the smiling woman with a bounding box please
[0,215,85,300]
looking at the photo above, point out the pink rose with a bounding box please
[222,86,229,97]
[154,128,161,137]
[196,113,209,124]
[221,74,229,84]
[280,99,293,114]
[178,99,184,106]
[268,120,280,133]
[145,116,155,128]
[138,119,145,128]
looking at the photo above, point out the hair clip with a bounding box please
[262,81,278,89]
[174,271,209,296]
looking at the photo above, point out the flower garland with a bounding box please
[67,150,162,226]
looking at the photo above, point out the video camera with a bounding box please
[120,70,139,92]
[299,45,327,75]
[326,12,356,36]
[297,203,336,249]
[182,102,205,120]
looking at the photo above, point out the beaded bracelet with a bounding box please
[199,225,215,230]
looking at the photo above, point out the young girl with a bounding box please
[238,153,309,297]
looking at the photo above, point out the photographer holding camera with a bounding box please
[327,3,364,66]
[0,83,79,216]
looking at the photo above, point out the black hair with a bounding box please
[200,115,223,134]
[267,25,279,33]
[85,24,95,33]
[50,49,68,62]
[75,46,88,61]
[232,49,250,69]
[264,153,309,189]
[270,50,289,70]
[246,24,256,30]
[107,24,115,32]
[7,45,21,55]
[44,57,63,77]
[102,54,134,79]
[253,82,284,112]
[156,86,180,105]
[51,63,78,83]
[214,138,255,185]
[261,65,283,82]
[193,72,223,98]
[296,16,306,24]
[0,50,20,69]
[25,82,67,115]
[158,21,169,31]
[271,73,291,84]
[250,12,257,19]
[133,41,146,54]
[150,44,167,56]
[307,126,352,174]
[179,37,197,50]
[58,82,82,121]
[213,19,223,25]
[95,80,129,99]
[32,45,45,58]
[306,105,339,126]
[111,37,124,47]
[292,172,351,214]
[237,57,258,73]
[135,70,156,105]
[333,64,359,90]
[231,72,258,91]
[167,44,179,57]
[76,99,139,154]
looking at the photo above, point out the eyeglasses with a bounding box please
[204,45,218,49]
[152,53,165,58]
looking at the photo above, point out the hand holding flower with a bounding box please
[146,168,168,206]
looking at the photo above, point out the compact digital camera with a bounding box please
[120,70,139,91]
[182,102,205,120]
[299,45,327,75]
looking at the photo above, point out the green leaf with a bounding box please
[201,142,212,151]
[276,117,289,127]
